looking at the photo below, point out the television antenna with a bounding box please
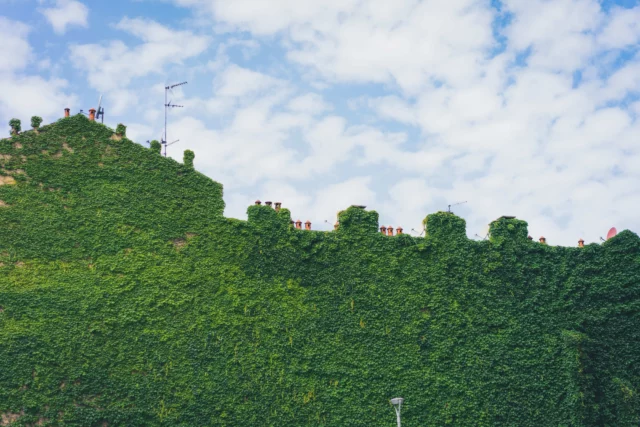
[96,94,105,123]
[163,81,187,157]
[447,201,467,213]
[162,139,180,156]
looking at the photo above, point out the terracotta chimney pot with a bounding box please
[89,108,96,121]
[255,200,261,205]
[380,226,387,234]
[275,202,282,211]
[578,238,584,248]
[397,227,403,235]
[265,201,272,207]
[64,108,70,118]
[387,226,394,236]
[305,220,311,230]
[295,220,302,229]
[527,235,533,240]
[334,222,339,230]
[539,236,546,244]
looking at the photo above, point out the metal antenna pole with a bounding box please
[163,81,187,157]
[447,201,467,213]
[163,88,168,156]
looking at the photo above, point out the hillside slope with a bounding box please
[1,115,639,426]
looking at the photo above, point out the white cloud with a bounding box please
[287,93,330,115]
[0,17,32,73]
[39,0,89,35]
[0,17,78,128]
[18,0,637,246]
[69,17,210,91]
[0,75,78,128]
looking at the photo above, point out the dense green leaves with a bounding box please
[30,117,43,130]
[0,115,639,426]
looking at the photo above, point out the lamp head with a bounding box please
[390,397,404,406]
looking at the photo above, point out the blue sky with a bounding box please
[1,0,639,245]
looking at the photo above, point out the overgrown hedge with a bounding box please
[0,115,639,426]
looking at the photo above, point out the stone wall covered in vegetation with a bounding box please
[0,115,639,426]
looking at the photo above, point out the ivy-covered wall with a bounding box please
[0,115,639,426]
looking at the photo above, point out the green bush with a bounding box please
[30,116,43,129]
[150,139,161,154]
[115,123,126,136]
[9,118,21,134]
[183,149,194,168]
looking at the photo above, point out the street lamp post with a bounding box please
[390,397,404,427]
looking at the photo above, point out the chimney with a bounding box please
[387,226,394,236]
[64,108,70,118]
[334,222,339,230]
[89,108,96,121]
[255,200,261,205]
[527,235,533,241]
[380,226,387,234]
[274,202,282,211]
[396,227,403,235]
[305,220,311,230]
[265,201,272,208]
[578,238,584,248]
[539,236,546,244]
[295,220,302,229]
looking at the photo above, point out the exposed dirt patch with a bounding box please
[173,238,187,249]
[98,162,104,167]
[0,200,8,207]
[1,411,24,426]
[0,176,16,185]
[110,135,122,141]
[13,143,22,149]
[15,262,25,268]
[62,142,73,153]
[52,152,63,159]
[0,154,11,161]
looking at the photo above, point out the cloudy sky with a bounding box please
[1,0,639,245]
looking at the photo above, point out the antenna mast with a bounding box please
[447,201,467,213]
[163,81,187,157]
[96,94,105,123]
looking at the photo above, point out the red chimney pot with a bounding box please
[380,226,387,234]
[305,220,311,230]
[64,108,70,118]
[255,200,261,205]
[295,220,302,229]
[89,108,96,121]
[578,238,584,248]
[387,226,394,236]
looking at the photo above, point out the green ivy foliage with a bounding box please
[115,124,126,136]
[183,150,194,169]
[30,117,43,130]
[9,118,21,135]
[0,115,639,426]
[150,140,161,155]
